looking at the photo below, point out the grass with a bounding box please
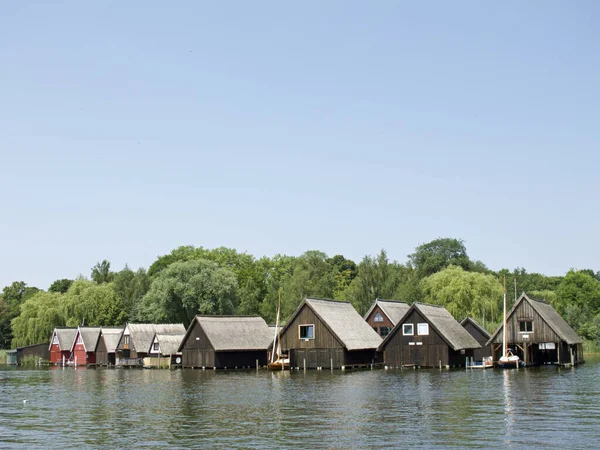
[583,340,600,355]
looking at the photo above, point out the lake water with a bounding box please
[1,358,600,449]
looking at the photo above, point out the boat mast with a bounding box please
[503,275,507,358]
[270,291,281,363]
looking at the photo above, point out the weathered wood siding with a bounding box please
[493,299,561,344]
[181,320,215,368]
[383,310,455,367]
[96,336,115,366]
[366,305,394,337]
[49,343,64,364]
[463,321,492,360]
[280,304,343,351]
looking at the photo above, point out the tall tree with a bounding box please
[113,265,150,320]
[137,259,238,324]
[91,260,115,284]
[11,291,65,347]
[421,265,503,329]
[0,281,40,348]
[49,278,73,294]
[346,250,405,316]
[408,238,472,278]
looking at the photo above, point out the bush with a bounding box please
[0,350,6,365]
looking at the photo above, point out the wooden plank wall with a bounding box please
[382,310,451,367]
[494,299,561,344]
[181,320,215,368]
[463,321,492,360]
[280,304,343,352]
[365,305,394,337]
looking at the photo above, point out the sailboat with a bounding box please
[268,292,290,370]
[497,276,520,368]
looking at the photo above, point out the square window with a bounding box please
[124,335,130,345]
[519,321,533,333]
[153,342,159,351]
[403,324,414,336]
[299,325,314,340]
[417,323,429,336]
[380,326,391,337]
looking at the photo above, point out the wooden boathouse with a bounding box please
[179,316,272,369]
[487,293,584,366]
[115,323,186,367]
[278,298,383,369]
[71,327,102,366]
[6,343,50,365]
[95,327,123,366]
[145,332,186,368]
[364,299,410,338]
[378,303,480,368]
[49,327,77,365]
[461,317,492,361]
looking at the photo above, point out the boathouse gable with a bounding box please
[487,294,583,366]
[115,323,186,367]
[461,317,492,360]
[95,327,123,366]
[364,299,410,338]
[379,303,480,368]
[179,316,272,369]
[49,327,77,365]
[278,298,383,369]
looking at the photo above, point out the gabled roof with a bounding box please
[126,323,186,353]
[179,316,272,352]
[363,299,410,325]
[487,293,582,345]
[378,303,480,351]
[152,333,185,355]
[48,328,77,351]
[460,317,491,340]
[285,298,382,351]
[72,327,102,352]
[95,327,124,353]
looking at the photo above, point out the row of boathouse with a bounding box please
[7,293,584,369]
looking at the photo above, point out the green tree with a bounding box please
[91,260,115,284]
[11,291,65,347]
[137,259,238,324]
[0,282,41,348]
[61,280,127,327]
[346,250,405,316]
[49,279,73,294]
[113,266,150,320]
[409,238,471,278]
[421,265,503,329]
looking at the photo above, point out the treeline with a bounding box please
[2,238,600,349]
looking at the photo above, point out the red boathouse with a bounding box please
[49,328,77,365]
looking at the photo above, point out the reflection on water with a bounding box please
[1,360,600,449]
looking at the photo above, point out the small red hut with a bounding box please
[49,328,77,365]
[71,327,102,366]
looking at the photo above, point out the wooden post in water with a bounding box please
[330,358,333,372]
[256,359,259,371]
[557,343,561,366]
[303,358,306,372]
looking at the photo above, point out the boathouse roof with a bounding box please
[364,299,410,325]
[72,327,102,352]
[379,303,480,351]
[153,333,185,355]
[180,316,273,352]
[486,294,582,345]
[460,317,491,339]
[49,327,77,351]
[126,323,186,353]
[95,327,124,353]
[289,298,383,351]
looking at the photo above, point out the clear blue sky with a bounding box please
[1,1,599,290]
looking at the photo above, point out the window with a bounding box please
[52,335,58,345]
[299,325,314,340]
[417,323,429,336]
[403,324,414,336]
[77,334,83,344]
[380,326,392,337]
[153,342,159,352]
[124,335,130,345]
[373,312,384,323]
[519,321,533,333]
